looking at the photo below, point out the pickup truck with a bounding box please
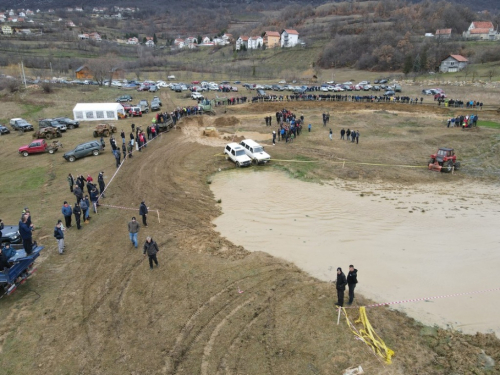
[19,139,60,157]
[10,118,34,132]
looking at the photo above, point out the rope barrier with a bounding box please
[345,286,500,309]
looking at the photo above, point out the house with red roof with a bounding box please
[280,29,299,47]
[435,29,451,39]
[264,31,280,48]
[236,36,249,50]
[463,21,498,40]
[439,55,468,73]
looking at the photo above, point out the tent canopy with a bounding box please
[73,103,125,121]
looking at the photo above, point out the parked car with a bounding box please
[10,118,34,132]
[39,119,67,132]
[63,140,103,162]
[122,83,139,89]
[384,90,396,96]
[0,224,21,246]
[0,124,11,135]
[151,98,162,111]
[19,139,60,157]
[53,117,79,129]
[116,95,133,102]
[224,143,252,167]
[191,92,204,100]
[239,139,271,164]
[129,106,143,117]
[167,75,176,80]
[422,89,433,95]
[149,85,158,92]
[139,100,149,113]
[394,84,402,92]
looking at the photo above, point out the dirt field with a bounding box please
[0,88,499,374]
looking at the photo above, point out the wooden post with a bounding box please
[157,210,160,223]
[337,307,342,325]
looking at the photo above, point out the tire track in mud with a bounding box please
[165,267,293,374]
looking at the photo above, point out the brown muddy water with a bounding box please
[211,169,500,336]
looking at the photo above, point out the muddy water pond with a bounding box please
[211,169,500,336]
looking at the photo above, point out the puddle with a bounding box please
[211,169,500,336]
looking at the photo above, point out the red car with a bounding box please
[191,81,200,84]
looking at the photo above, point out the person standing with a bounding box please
[73,184,83,204]
[351,130,356,143]
[113,149,121,168]
[67,173,74,193]
[90,186,99,214]
[61,201,72,228]
[19,214,34,255]
[122,143,127,161]
[121,130,126,144]
[81,196,90,223]
[128,217,140,248]
[340,128,345,140]
[346,128,351,140]
[347,265,358,305]
[54,220,65,255]
[73,202,82,230]
[143,236,159,269]
[329,128,333,141]
[272,130,276,146]
[139,201,148,227]
[98,171,105,198]
[335,267,347,307]
[355,131,359,144]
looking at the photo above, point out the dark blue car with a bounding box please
[0,245,43,297]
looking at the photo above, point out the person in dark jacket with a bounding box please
[0,219,3,240]
[347,265,358,305]
[2,243,15,261]
[61,201,72,228]
[98,171,105,198]
[143,236,159,269]
[139,201,148,227]
[90,187,99,214]
[73,202,82,230]
[0,247,11,271]
[76,175,86,190]
[128,217,140,248]
[19,214,34,255]
[67,173,75,193]
[81,196,90,223]
[340,128,345,140]
[54,220,65,255]
[335,267,347,307]
[113,149,121,168]
[73,185,83,204]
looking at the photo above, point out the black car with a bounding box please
[116,95,133,102]
[63,140,103,162]
[53,117,80,129]
[10,118,34,132]
[0,124,10,135]
[0,224,22,245]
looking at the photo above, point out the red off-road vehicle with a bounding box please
[428,148,461,172]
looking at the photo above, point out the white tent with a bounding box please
[73,103,125,121]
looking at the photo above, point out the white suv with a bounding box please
[239,139,271,164]
[224,143,252,167]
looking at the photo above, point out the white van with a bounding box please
[224,143,252,167]
[239,139,271,164]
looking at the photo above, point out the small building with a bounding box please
[435,29,451,39]
[127,37,138,45]
[174,38,185,48]
[463,21,497,40]
[202,36,211,44]
[439,55,468,73]
[280,29,299,48]
[78,33,89,40]
[75,65,93,79]
[89,32,102,41]
[73,103,126,122]
[2,25,13,34]
[236,36,249,50]
[145,39,155,47]
[248,36,263,49]
[264,31,280,48]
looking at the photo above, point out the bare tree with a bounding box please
[87,57,121,86]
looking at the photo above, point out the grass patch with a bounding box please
[272,154,319,180]
[478,120,500,129]
[1,167,47,194]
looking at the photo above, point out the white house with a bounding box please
[439,55,468,73]
[78,33,89,40]
[145,39,155,47]
[73,103,126,121]
[2,25,13,34]
[248,36,263,49]
[202,36,211,44]
[236,36,249,50]
[127,37,138,45]
[463,21,498,40]
[213,37,228,46]
[174,38,185,48]
[281,29,299,47]
[185,36,197,44]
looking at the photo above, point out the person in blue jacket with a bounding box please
[61,201,72,228]
[19,214,34,255]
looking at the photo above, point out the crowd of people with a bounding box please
[447,114,478,128]
[436,97,484,109]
